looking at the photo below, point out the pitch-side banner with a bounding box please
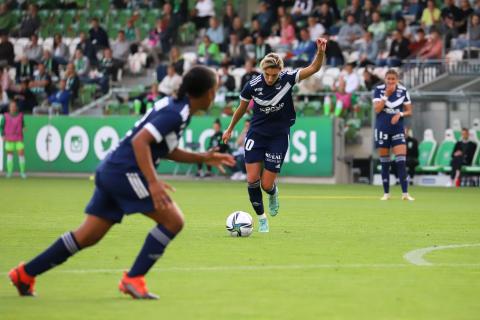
[5,115,333,176]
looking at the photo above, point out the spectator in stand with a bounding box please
[206,16,224,46]
[359,0,376,28]
[223,3,238,36]
[76,31,96,65]
[192,0,215,31]
[256,1,274,37]
[475,0,480,15]
[441,13,459,50]
[46,79,71,115]
[405,128,419,183]
[409,28,428,57]
[10,79,37,114]
[158,64,182,97]
[419,29,443,59]
[0,4,16,34]
[291,0,313,22]
[196,118,230,178]
[15,55,35,83]
[250,19,262,43]
[458,0,474,34]
[225,33,246,68]
[377,30,410,67]
[454,14,480,49]
[89,17,110,55]
[314,2,335,31]
[337,14,364,50]
[219,63,236,92]
[324,33,344,67]
[240,59,260,89]
[254,35,272,63]
[242,36,256,62]
[344,0,362,22]
[72,49,90,83]
[197,36,222,66]
[124,18,141,44]
[112,30,130,65]
[169,46,185,75]
[148,19,165,63]
[25,34,43,64]
[0,31,14,66]
[13,4,40,38]
[280,15,296,47]
[29,62,52,100]
[307,15,325,41]
[64,63,80,101]
[396,17,413,39]
[358,32,378,66]
[441,0,463,23]
[362,68,381,91]
[40,51,58,81]
[157,2,180,55]
[232,16,249,41]
[53,33,70,65]
[96,47,120,93]
[450,128,477,187]
[368,11,387,43]
[343,62,360,94]
[421,0,441,31]
[288,28,316,68]
[0,82,8,112]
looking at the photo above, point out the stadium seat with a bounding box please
[417,129,456,173]
[416,129,437,169]
[451,119,462,140]
[472,118,480,140]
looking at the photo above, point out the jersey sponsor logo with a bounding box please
[392,133,405,141]
[253,87,263,92]
[265,152,283,164]
[259,103,285,114]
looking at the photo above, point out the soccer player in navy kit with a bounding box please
[223,39,327,232]
[9,66,235,299]
[373,69,415,201]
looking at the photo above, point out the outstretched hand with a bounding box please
[204,151,236,174]
[316,38,328,52]
[222,129,232,145]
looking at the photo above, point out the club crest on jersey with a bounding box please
[275,85,282,90]
[254,87,263,92]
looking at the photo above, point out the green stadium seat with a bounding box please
[417,129,456,173]
[451,119,462,140]
[417,129,437,168]
[80,84,97,105]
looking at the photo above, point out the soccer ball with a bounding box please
[226,211,253,237]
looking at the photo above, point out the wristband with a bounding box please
[399,112,404,117]
[381,95,388,102]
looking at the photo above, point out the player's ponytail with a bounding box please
[260,53,284,70]
[176,65,217,100]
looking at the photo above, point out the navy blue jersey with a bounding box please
[103,96,190,173]
[240,69,299,137]
[372,83,411,132]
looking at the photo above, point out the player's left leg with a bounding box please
[393,144,414,201]
[9,215,114,296]
[246,162,269,232]
[16,142,26,178]
[119,203,184,299]
[261,169,279,216]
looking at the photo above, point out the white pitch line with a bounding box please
[2,263,480,276]
[404,243,480,266]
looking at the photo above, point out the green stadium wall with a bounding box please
[1,115,333,177]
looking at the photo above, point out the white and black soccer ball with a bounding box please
[226,211,253,237]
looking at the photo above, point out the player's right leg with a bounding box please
[9,215,113,296]
[119,203,185,299]
[16,142,26,179]
[5,142,14,178]
[378,147,391,200]
[246,162,269,232]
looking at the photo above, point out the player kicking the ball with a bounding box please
[9,66,235,299]
[223,38,327,232]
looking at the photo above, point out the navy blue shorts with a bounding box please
[244,130,289,173]
[374,127,406,149]
[85,170,155,223]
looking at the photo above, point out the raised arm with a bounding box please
[298,38,327,82]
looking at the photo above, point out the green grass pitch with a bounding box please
[0,178,479,320]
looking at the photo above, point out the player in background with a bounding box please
[1,100,26,178]
[222,39,327,232]
[373,69,415,201]
[9,66,235,299]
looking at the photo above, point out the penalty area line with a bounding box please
[404,243,480,266]
[282,195,378,200]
